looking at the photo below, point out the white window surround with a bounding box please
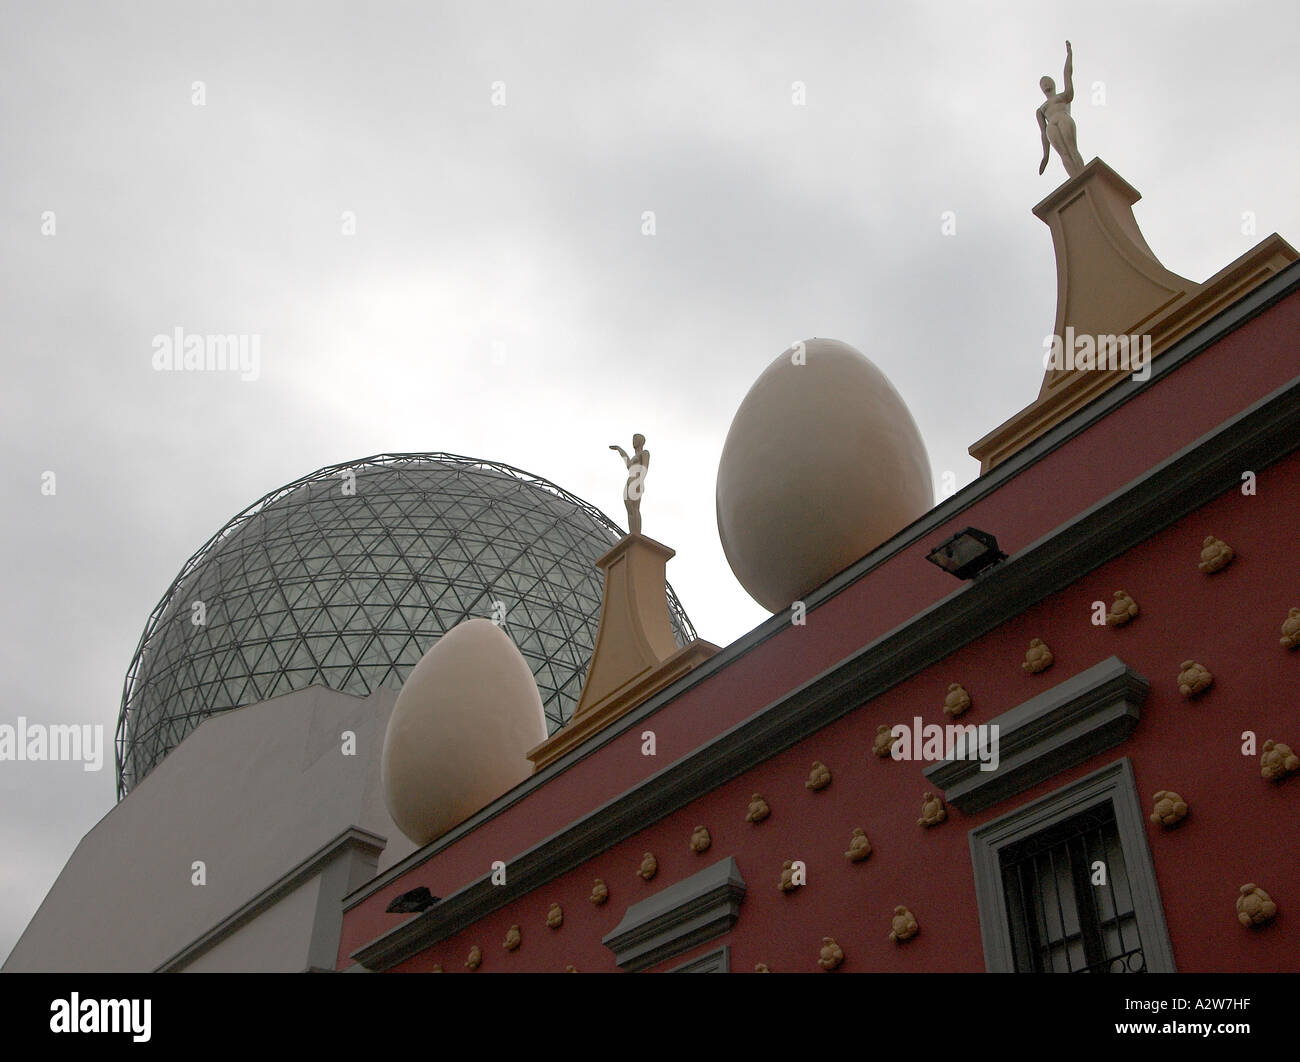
[968,758,1176,973]
[602,857,745,972]
[924,655,1149,814]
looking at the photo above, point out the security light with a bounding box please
[386,887,439,913]
[925,527,1007,579]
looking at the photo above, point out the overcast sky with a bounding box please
[2,0,1296,964]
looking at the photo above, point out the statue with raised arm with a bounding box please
[609,434,649,536]
[1037,40,1086,178]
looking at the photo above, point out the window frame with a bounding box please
[602,856,746,972]
[968,757,1176,973]
[670,945,730,973]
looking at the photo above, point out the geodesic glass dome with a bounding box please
[115,452,696,798]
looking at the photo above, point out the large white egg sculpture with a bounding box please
[381,618,547,846]
[716,338,933,612]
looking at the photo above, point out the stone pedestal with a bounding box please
[969,158,1296,472]
[526,534,718,772]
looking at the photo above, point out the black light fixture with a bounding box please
[925,527,1007,580]
[386,886,440,913]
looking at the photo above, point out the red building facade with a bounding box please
[339,174,1300,974]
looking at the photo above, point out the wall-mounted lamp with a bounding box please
[386,886,439,913]
[925,527,1007,579]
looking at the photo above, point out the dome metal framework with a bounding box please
[116,452,696,799]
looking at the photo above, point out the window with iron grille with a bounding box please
[1000,802,1145,972]
[970,758,1176,972]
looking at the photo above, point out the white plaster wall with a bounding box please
[3,685,416,972]
[180,876,321,973]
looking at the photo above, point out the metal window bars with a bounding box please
[1000,802,1146,973]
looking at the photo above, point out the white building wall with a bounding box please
[181,876,321,973]
[3,685,416,972]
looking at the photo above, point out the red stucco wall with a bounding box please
[341,288,1299,972]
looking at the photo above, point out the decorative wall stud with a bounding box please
[778,859,800,892]
[465,945,482,970]
[1198,535,1235,573]
[503,924,521,951]
[754,962,771,973]
[1149,791,1189,827]
[1022,638,1054,674]
[805,760,832,790]
[1177,660,1213,698]
[918,792,947,828]
[844,827,872,862]
[817,937,844,971]
[1236,884,1278,928]
[546,903,563,929]
[745,793,771,823]
[430,964,443,972]
[690,825,712,853]
[637,852,658,881]
[888,906,919,943]
[943,683,972,718]
[589,878,609,905]
[1106,590,1140,627]
[1261,740,1300,782]
[872,724,899,757]
[565,964,578,972]
[1280,608,1300,650]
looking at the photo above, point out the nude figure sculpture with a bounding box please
[609,434,649,536]
[1038,40,1086,178]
